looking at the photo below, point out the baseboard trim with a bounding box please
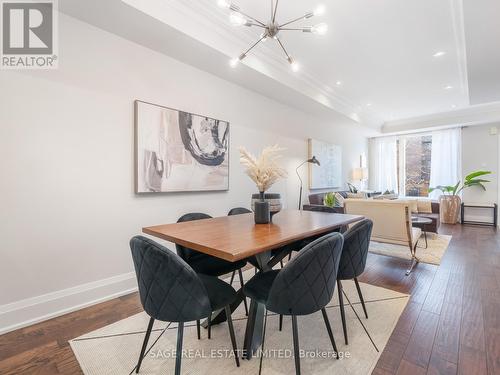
[0,272,138,335]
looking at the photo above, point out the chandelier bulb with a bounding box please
[217,0,231,9]
[230,12,248,26]
[313,4,326,16]
[288,57,300,72]
[311,23,328,35]
[229,58,239,68]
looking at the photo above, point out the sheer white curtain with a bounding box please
[371,136,399,193]
[429,128,462,199]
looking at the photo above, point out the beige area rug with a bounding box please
[70,270,409,375]
[369,233,451,265]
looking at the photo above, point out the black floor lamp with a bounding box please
[296,156,320,210]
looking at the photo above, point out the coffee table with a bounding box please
[411,217,433,248]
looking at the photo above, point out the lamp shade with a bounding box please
[352,167,368,181]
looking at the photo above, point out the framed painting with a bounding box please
[308,138,342,189]
[135,100,229,193]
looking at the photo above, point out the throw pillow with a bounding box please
[334,192,345,207]
[408,199,418,213]
[417,199,433,213]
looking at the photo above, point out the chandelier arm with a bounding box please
[272,0,279,23]
[242,35,267,56]
[279,15,309,28]
[235,9,266,26]
[279,27,310,31]
[247,23,266,28]
[276,37,291,60]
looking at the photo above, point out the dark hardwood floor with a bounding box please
[0,224,499,374]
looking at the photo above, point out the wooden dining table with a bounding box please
[143,209,364,359]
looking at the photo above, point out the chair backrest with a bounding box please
[266,232,344,316]
[175,213,212,262]
[344,199,413,247]
[228,207,252,216]
[337,219,373,280]
[130,236,211,322]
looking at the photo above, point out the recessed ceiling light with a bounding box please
[336,81,342,86]
[366,103,372,107]
[444,85,454,90]
[451,104,457,109]
[433,51,446,57]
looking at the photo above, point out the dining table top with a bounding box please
[142,209,364,262]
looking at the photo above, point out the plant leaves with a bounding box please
[465,179,490,184]
[465,170,491,181]
[464,181,487,190]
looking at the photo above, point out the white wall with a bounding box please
[461,125,499,223]
[0,14,369,332]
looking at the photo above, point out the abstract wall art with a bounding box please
[135,100,229,193]
[308,138,342,189]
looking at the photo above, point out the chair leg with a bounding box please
[225,305,240,367]
[406,255,419,275]
[135,317,154,373]
[354,278,368,319]
[288,252,292,261]
[280,260,284,268]
[237,268,249,316]
[279,314,283,331]
[175,322,184,375]
[291,315,301,375]
[207,313,212,339]
[196,319,201,340]
[406,243,420,275]
[229,270,236,286]
[321,308,339,359]
[337,280,348,345]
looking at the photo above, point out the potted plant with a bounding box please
[429,170,492,224]
[240,145,287,224]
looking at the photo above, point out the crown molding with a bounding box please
[450,0,469,102]
[382,101,500,133]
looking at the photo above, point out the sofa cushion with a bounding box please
[308,191,349,205]
[417,199,433,213]
[346,192,367,199]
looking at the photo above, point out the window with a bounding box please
[396,135,432,197]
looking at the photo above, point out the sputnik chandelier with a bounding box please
[217,0,328,72]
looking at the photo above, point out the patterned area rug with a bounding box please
[369,233,452,265]
[70,270,409,375]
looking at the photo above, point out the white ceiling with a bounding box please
[60,0,500,133]
[463,0,500,105]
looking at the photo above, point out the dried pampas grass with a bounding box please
[239,145,288,192]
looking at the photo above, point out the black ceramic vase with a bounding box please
[254,192,270,224]
[251,193,282,222]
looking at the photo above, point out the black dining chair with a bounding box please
[336,219,373,345]
[176,212,249,319]
[243,232,344,375]
[130,236,240,375]
[228,207,252,216]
